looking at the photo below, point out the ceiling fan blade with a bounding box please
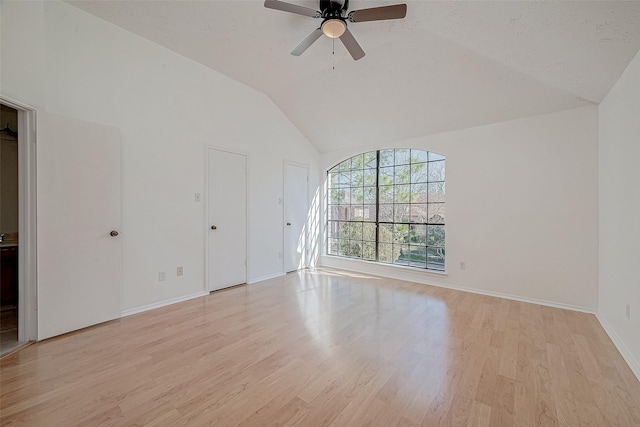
[348,4,407,23]
[339,28,365,60]
[291,28,324,56]
[264,0,321,18]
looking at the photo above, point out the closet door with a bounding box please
[284,163,308,272]
[37,112,122,340]
[207,148,247,291]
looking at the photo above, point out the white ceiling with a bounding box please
[68,0,640,153]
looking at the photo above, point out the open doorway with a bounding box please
[0,98,37,355]
[0,104,20,353]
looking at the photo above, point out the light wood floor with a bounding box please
[1,268,639,426]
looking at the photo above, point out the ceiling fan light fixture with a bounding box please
[322,19,346,38]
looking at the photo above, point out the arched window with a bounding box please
[327,149,445,271]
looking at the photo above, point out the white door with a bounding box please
[38,113,122,340]
[208,149,247,291]
[284,163,308,272]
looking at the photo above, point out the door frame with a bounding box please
[204,146,249,292]
[283,160,309,273]
[1,95,38,342]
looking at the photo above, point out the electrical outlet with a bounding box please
[158,271,166,281]
[460,262,466,270]
[194,193,201,202]
[177,266,184,276]
[626,304,631,320]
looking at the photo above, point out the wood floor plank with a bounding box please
[1,268,639,426]
[467,400,492,427]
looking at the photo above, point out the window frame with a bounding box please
[326,149,445,272]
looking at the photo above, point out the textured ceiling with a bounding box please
[68,0,640,153]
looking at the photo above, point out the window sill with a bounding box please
[321,254,448,277]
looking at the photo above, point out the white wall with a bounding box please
[1,0,320,316]
[598,48,640,379]
[321,106,600,311]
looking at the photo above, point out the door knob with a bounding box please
[286,222,291,226]
[211,225,217,230]
[110,230,119,237]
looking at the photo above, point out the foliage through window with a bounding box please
[327,149,445,271]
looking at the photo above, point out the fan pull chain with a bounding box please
[332,37,335,70]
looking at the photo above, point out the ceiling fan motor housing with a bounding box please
[320,0,348,16]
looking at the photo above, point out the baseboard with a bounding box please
[318,261,596,314]
[425,279,596,314]
[121,291,209,317]
[596,313,640,381]
[248,272,285,284]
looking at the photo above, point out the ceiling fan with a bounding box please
[264,0,407,60]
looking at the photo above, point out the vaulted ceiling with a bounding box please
[68,1,640,153]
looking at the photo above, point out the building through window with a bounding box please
[327,149,445,271]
